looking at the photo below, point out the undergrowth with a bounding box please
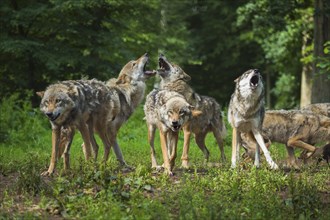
[0,94,329,219]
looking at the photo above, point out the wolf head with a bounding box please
[235,69,263,94]
[160,96,201,132]
[37,85,75,125]
[157,54,191,83]
[116,53,156,84]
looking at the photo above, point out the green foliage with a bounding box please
[0,0,160,106]
[0,92,49,144]
[316,41,330,78]
[237,0,313,108]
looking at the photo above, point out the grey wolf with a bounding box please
[100,53,156,164]
[260,110,330,168]
[37,79,119,176]
[39,53,155,175]
[77,53,155,165]
[228,69,278,169]
[156,54,226,168]
[243,103,330,167]
[302,103,330,117]
[144,89,202,175]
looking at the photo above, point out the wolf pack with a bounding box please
[37,53,330,176]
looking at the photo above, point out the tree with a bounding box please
[0,0,160,106]
[311,0,330,103]
[236,0,314,109]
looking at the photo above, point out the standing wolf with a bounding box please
[98,53,156,163]
[144,89,201,175]
[37,79,119,176]
[154,54,226,168]
[228,69,278,169]
[39,53,155,175]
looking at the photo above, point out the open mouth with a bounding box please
[250,74,259,88]
[143,59,156,76]
[171,124,181,132]
[158,57,170,72]
[47,113,60,121]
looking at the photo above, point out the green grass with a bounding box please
[0,95,329,219]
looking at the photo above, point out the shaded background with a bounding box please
[0,0,329,108]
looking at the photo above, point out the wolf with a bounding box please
[144,89,202,175]
[99,53,156,163]
[228,69,278,169]
[262,110,330,168]
[155,54,226,168]
[242,107,330,168]
[58,53,155,169]
[301,103,330,117]
[37,79,120,176]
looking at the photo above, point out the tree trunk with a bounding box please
[311,0,330,103]
[300,33,313,108]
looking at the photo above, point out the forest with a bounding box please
[1,0,329,108]
[0,0,330,219]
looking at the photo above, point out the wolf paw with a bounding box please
[41,170,53,176]
[181,160,190,169]
[269,162,278,170]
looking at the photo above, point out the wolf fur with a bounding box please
[99,53,156,163]
[37,79,119,176]
[301,103,330,117]
[144,89,201,175]
[39,53,155,175]
[228,69,278,169]
[243,105,330,167]
[262,110,330,168]
[155,54,226,168]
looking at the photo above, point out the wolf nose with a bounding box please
[144,52,149,57]
[172,121,179,126]
[46,112,53,118]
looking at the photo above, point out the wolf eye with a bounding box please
[167,110,173,116]
[55,99,61,103]
[44,100,49,105]
[132,62,137,67]
[179,109,186,115]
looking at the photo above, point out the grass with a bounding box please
[0,95,329,219]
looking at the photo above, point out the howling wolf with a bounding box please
[228,69,278,169]
[155,54,226,168]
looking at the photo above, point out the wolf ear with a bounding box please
[234,76,240,83]
[36,91,44,98]
[181,71,191,82]
[192,110,203,117]
[116,74,129,84]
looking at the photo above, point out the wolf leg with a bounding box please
[212,127,226,162]
[287,137,316,158]
[42,127,61,176]
[112,139,126,166]
[147,124,159,169]
[181,126,192,168]
[159,130,172,175]
[285,146,299,169]
[195,132,210,163]
[231,127,240,168]
[252,129,278,170]
[78,120,92,160]
[63,128,75,170]
[254,138,260,168]
[169,132,179,170]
